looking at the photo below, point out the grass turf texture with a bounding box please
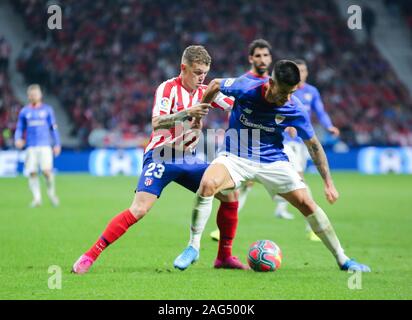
[0,173,411,300]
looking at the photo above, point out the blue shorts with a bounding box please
[136,149,209,197]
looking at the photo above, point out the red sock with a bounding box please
[217,201,239,260]
[85,209,138,261]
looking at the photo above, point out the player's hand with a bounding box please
[187,103,210,119]
[285,126,297,138]
[15,139,25,149]
[328,126,340,137]
[53,145,61,157]
[190,117,203,130]
[324,181,339,204]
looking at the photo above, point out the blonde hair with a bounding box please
[27,84,42,93]
[181,45,211,66]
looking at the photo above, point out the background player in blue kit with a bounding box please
[176,60,370,272]
[14,84,61,207]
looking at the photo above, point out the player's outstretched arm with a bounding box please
[304,136,339,204]
[152,103,210,130]
[201,79,222,104]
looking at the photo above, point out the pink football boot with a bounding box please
[214,256,250,270]
[71,254,94,274]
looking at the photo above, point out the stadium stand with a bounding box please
[0,35,21,149]
[384,0,412,31]
[9,0,412,148]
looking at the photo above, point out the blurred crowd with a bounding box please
[384,0,412,31]
[2,0,412,149]
[0,36,21,149]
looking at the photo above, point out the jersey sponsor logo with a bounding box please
[223,78,236,87]
[28,120,47,127]
[239,114,275,132]
[275,115,285,124]
[160,97,171,112]
[243,108,253,114]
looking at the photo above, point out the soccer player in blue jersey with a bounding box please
[209,39,272,242]
[176,60,370,272]
[274,59,341,240]
[14,84,61,207]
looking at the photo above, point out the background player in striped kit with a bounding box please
[14,84,61,207]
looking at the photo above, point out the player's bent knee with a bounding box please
[42,170,52,178]
[298,199,317,216]
[216,190,238,202]
[129,205,149,220]
[199,178,219,197]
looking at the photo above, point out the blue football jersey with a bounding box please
[219,75,314,163]
[14,104,61,147]
[284,83,333,143]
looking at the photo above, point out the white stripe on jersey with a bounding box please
[145,77,234,154]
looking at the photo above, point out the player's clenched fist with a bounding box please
[15,139,25,149]
[53,145,62,156]
[324,182,339,204]
[187,103,210,119]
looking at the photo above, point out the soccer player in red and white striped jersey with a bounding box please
[72,46,248,274]
[146,72,233,153]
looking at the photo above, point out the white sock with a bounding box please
[45,173,56,198]
[304,186,314,232]
[29,175,41,202]
[238,185,252,211]
[305,206,349,266]
[189,194,214,250]
[274,195,288,213]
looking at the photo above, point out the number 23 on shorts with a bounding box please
[144,163,165,179]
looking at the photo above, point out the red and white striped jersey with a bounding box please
[145,76,234,153]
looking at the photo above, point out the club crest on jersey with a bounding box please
[144,177,153,186]
[224,78,236,87]
[39,110,47,118]
[304,93,313,101]
[160,97,171,112]
[275,115,285,124]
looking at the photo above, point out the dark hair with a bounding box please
[293,59,307,66]
[248,39,272,56]
[273,60,300,86]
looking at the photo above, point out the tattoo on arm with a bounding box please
[305,137,332,182]
[152,110,189,130]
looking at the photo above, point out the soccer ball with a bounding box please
[247,240,282,272]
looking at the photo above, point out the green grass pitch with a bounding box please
[1,173,411,300]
